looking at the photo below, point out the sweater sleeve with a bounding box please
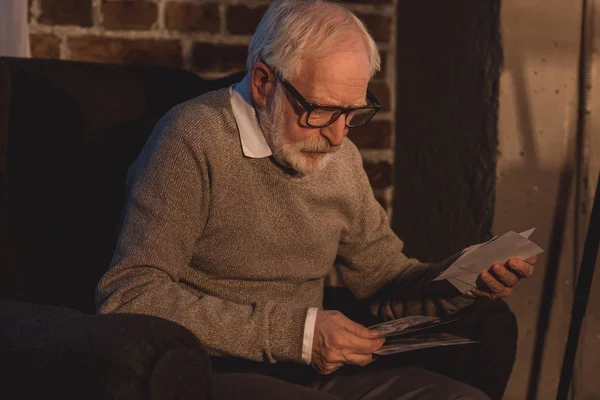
[335,144,475,321]
[95,111,306,364]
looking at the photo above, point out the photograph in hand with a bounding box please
[374,333,477,356]
[368,315,459,337]
[368,315,477,355]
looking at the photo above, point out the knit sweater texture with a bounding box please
[96,89,473,364]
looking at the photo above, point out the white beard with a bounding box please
[257,85,338,176]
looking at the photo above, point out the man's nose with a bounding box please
[321,115,348,147]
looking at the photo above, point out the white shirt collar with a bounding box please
[230,75,273,159]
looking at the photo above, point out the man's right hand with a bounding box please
[311,310,385,375]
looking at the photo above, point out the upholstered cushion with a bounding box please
[1,300,212,400]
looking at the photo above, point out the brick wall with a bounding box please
[28,0,396,214]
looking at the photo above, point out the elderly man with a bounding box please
[96,0,535,398]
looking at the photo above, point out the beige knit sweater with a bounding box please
[96,89,473,364]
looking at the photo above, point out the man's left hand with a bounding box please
[470,256,537,299]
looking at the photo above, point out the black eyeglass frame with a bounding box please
[264,63,381,128]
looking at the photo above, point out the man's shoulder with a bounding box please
[154,88,239,153]
[167,88,234,127]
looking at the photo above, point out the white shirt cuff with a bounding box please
[301,307,319,364]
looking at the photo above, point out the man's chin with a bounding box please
[274,147,335,176]
[295,152,331,175]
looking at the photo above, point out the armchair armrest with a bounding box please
[0,300,212,400]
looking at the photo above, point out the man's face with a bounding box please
[259,35,372,175]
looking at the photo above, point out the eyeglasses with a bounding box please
[265,64,381,128]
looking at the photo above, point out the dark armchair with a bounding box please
[0,56,243,399]
[0,56,243,312]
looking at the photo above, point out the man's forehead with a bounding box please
[299,47,370,75]
[295,51,371,107]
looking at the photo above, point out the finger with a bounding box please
[478,271,512,299]
[330,329,385,355]
[313,361,343,375]
[471,288,493,299]
[324,362,344,374]
[506,258,534,278]
[338,317,379,339]
[525,255,538,265]
[326,327,382,355]
[367,329,384,339]
[471,287,511,300]
[479,271,504,292]
[479,271,512,298]
[341,334,385,355]
[343,353,375,367]
[337,316,384,340]
[490,263,519,288]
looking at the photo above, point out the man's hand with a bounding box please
[311,310,385,375]
[471,256,537,299]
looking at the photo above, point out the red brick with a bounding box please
[193,43,248,73]
[226,4,268,35]
[368,81,390,112]
[30,34,60,59]
[68,36,182,67]
[347,120,392,149]
[363,161,393,189]
[102,1,157,30]
[356,13,392,43]
[165,2,220,33]
[39,0,92,27]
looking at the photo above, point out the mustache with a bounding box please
[298,138,340,153]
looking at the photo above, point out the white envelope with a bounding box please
[434,228,544,294]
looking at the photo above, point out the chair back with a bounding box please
[0,56,243,313]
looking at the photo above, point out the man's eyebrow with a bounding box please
[306,97,368,108]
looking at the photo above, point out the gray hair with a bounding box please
[247,0,381,80]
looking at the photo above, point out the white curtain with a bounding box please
[0,0,30,57]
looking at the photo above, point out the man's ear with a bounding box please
[251,62,274,108]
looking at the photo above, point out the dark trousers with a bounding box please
[212,298,517,400]
[213,366,489,400]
